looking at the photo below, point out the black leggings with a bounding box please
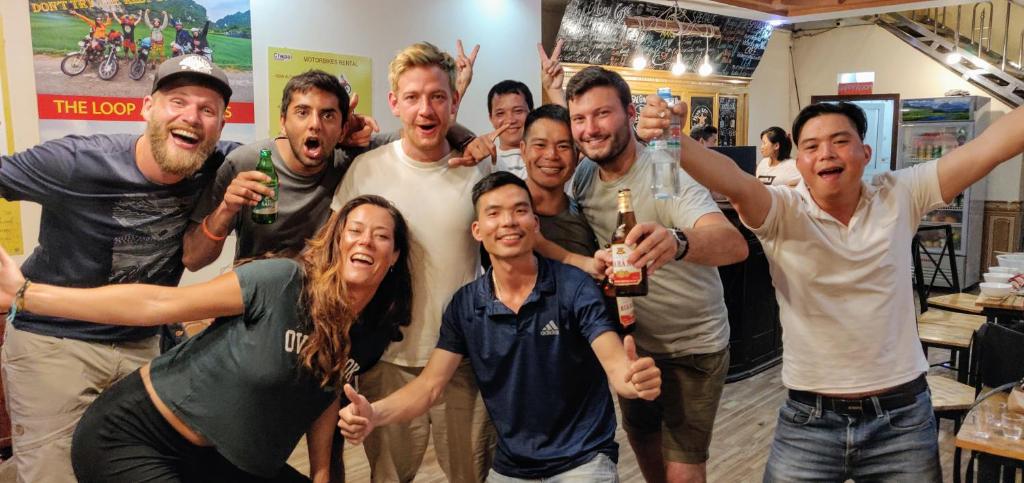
[71,370,309,483]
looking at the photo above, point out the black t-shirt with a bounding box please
[149,258,394,477]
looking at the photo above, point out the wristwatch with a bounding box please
[671,228,689,261]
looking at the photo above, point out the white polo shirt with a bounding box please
[748,161,944,393]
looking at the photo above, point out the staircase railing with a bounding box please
[911,1,1022,72]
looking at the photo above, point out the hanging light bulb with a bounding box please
[670,21,685,76]
[698,53,713,76]
[698,35,713,76]
[631,52,648,70]
[671,52,686,76]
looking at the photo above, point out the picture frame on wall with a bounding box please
[689,96,715,130]
[718,96,739,146]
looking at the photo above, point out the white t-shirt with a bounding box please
[494,147,526,180]
[756,158,801,187]
[331,140,489,366]
[747,161,944,393]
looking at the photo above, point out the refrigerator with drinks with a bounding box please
[897,96,989,289]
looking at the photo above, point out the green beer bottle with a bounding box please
[251,149,278,224]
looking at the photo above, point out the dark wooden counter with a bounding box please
[716,203,783,382]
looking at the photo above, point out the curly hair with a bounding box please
[298,195,412,388]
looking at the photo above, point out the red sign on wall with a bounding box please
[838,82,873,95]
[37,95,255,124]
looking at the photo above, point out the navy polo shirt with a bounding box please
[437,255,619,478]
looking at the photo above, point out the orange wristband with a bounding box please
[201,216,227,241]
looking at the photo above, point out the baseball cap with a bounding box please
[152,55,232,105]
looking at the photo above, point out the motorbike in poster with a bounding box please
[60,35,122,80]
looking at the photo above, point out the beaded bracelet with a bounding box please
[7,279,31,324]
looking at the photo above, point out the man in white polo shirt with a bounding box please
[638,99,1024,481]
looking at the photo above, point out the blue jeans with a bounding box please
[763,390,941,482]
[485,453,618,482]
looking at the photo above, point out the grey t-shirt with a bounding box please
[539,199,598,257]
[150,258,395,477]
[0,133,238,342]
[572,145,730,357]
[190,138,347,259]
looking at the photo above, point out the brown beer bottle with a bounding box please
[610,189,648,297]
[601,274,636,334]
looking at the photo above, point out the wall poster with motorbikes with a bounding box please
[27,0,255,144]
[266,47,373,139]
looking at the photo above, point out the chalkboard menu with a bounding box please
[718,96,738,146]
[557,0,774,78]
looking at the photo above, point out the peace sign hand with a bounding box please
[454,39,480,100]
[537,39,564,91]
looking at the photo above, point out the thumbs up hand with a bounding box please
[338,383,376,445]
[623,335,661,401]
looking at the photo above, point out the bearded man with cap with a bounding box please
[0,54,236,483]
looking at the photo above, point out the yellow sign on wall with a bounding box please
[266,47,373,138]
[0,15,24,255]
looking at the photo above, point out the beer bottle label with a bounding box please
[616,297,636,327]
[611,242,642,286]
[252,181,279,215]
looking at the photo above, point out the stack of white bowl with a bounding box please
[982,253,1024,297]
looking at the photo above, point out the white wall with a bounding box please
[252,0,542,138]
[747,29,797,146]
[749,23,1022,201]
[1,0,541,283]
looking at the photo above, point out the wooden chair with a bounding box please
[918,310,985,383]
[928,374,975,483]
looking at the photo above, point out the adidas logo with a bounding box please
[540,320,560,336]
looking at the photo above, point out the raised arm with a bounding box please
[590,333,661,400]
[143,9,153,27]
[453,39,479,118]
[182,170,273,271]
[638,94,773,229]
[0,247,243,326]
[938,106,1024,203]
[337,349,462,444]
[537,40,566,107]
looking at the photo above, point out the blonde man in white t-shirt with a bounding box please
[330,41,494,482]
[639,98,1024,481]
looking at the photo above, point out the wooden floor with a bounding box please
[285,350,974,483]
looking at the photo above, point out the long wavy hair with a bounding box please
[298,195,412,388]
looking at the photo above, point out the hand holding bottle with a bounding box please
[220,171,274,214]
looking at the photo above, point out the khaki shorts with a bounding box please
[358,359,495,482]
[1,327,158,483]
[619,347,729,464]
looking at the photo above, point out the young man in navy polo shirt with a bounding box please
[339,171,661,481]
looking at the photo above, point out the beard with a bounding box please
[145,118,217,177]
[578,124,632,166]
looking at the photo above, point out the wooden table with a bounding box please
[975,294,1024,324]
[956,392,1024,482]
[928,293,984,315]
